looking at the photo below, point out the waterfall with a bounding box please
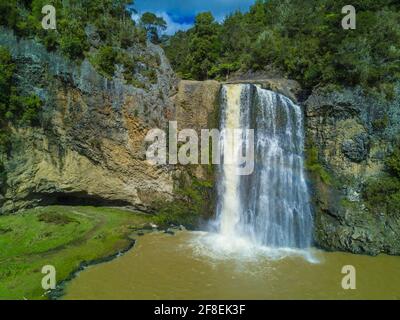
[216,84,313,249]
[218,85,243,238]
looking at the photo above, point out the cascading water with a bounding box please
[216,84,313,250]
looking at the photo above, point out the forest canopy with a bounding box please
[163,0,400,93]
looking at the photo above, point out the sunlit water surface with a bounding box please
[64,231,400,300]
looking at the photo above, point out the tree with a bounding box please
[58,18,89,59]
[164,0,400,93]
[91,46,117,78]
[188,12,220,80]
[163,30,192,78]
[0,0,19,30]
[140,12,167,43]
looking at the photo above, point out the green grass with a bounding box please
[0,206,154,300]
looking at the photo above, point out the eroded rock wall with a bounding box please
[0,30,180,213]
[305,87,400,255]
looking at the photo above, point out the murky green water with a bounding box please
[64,231,400,300]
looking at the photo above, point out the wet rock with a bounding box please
[164,229,175,235]
[142,223,158,230]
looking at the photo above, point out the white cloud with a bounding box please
[132,12,192,35]
[157,12,192,35]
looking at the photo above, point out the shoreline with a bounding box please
[48,237,137,300]
[49,227,182,300]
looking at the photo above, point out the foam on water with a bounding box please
[189,231,318,263]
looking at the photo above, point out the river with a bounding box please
[64,231,400,300]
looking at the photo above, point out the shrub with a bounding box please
[59,19,89,60]
[19,94,42,126]
[364,145,400,216]
[0,46,15,107]
[0,160,6,192]
[372,114,389,132]
[0,0,19,30]
[364,176,400,204]
[91,46,117,78]
[7,90,42,126]
[386,146,400,178]
[116,51,136,83]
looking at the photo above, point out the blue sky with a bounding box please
[133,0,255,35]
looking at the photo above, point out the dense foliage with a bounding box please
[164,0,400,93]
[364,146,400,216]
[0,46,42,148]
[0,0,143,56]
[0,0,165,84]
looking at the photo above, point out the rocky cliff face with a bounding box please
[305,87,400,255]
[172,80,220,182]
[0,29,222,216]
[0,29,177,214]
